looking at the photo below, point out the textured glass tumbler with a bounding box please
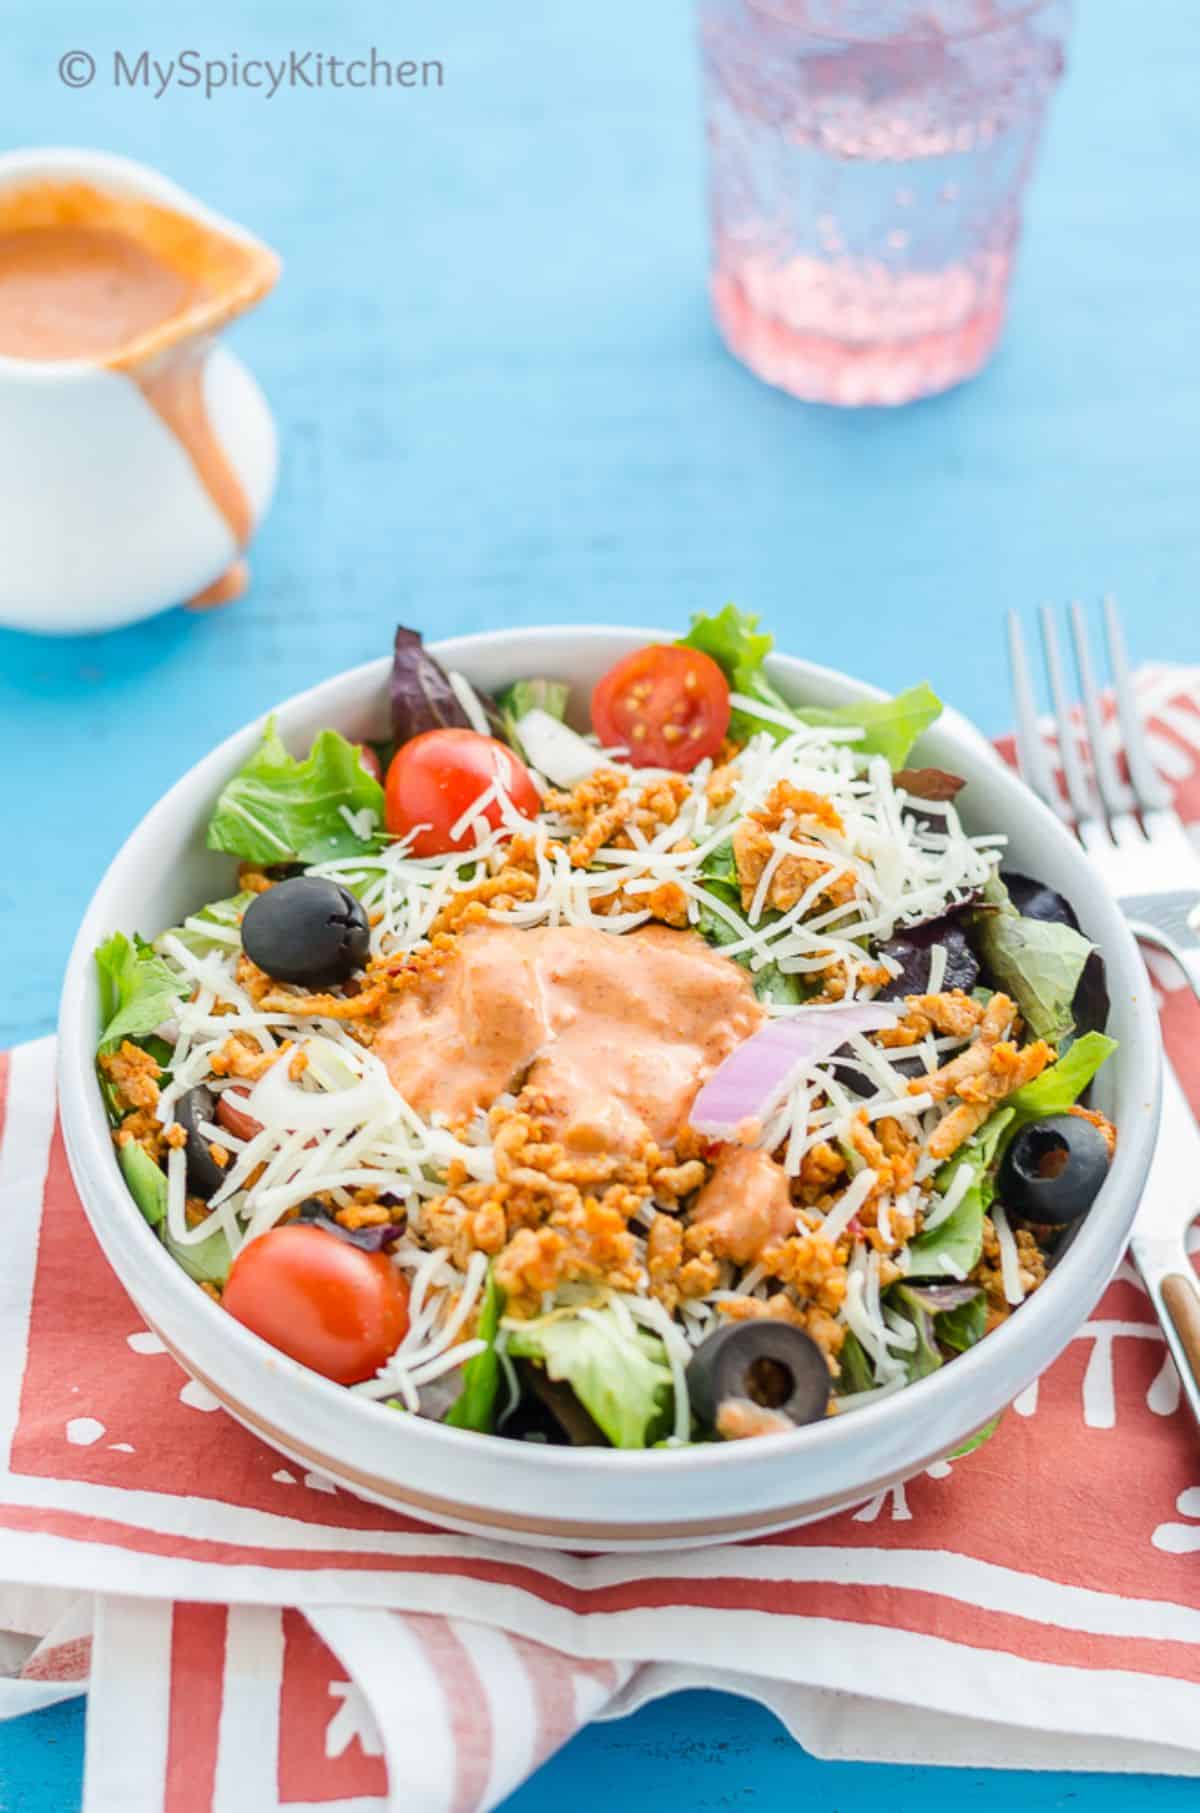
[698,0,1072,406]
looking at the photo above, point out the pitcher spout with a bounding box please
[0,146,280,371]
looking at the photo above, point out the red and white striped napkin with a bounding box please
[4,664,1200,1812]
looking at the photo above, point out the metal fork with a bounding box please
[1007,597,1200,1429]
[1008,597,1200,978]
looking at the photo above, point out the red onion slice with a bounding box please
[689,1004,899,1140]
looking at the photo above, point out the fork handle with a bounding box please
[1133,1249,1200,1432]
[1162,1274,1200,1402]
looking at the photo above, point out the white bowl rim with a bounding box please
[57,623,1162,1481]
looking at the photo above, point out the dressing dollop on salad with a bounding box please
[94,609,1116,1450]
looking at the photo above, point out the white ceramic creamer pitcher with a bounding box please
[0,147,281,634]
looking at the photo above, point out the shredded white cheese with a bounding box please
[144,708,1014,1421]
[991,1204,1026,1305]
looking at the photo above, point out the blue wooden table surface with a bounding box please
[1,0,1197,1806]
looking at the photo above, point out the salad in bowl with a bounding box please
[91,609,1119,1456]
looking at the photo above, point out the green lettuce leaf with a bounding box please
[167,1223,234,1286]
[118,1138,168,1228]
[694,843,810,1006]
[494,678,570,760]
[888,1285,945,1381]
[206,719,386,865]
[835,1330,877,1395]
[888,1283,987,1384]
[698,839,739,889]
[506,1305,673,1449]
[95,931,188,1052]
[790,684,944,771]
[445,1270,506,1433]
[936,1291,988,1355]
[679,606,941,765]
[693,885,807,1007]
[117,1140,233,1285]
[679,605,782,708]
[158,892,253,958]
[949,1412,1004,1458]
[908,1109,1013,1276]
[972,875,1096,1046]
[1003,1030,1116,1129]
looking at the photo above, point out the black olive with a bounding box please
[686,1321,830,1434]
[997,1114,1111,1225]
[241,877,370,988]
[175,1085,224,1200]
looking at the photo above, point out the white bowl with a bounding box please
[58,627,1162,1550]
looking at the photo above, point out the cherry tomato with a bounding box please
[215,1087,263,1144]
[384,727,540,857]
[591,645,730,771]
[357,744,383,784]
[222,1224,410,1385]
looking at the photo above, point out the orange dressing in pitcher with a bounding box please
[0,182,278,608]
[0,224,199,360]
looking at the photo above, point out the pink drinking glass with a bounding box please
[697,0,1072,406]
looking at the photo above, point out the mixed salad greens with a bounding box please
[94,608,1116,1451]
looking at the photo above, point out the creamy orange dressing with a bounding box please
[0,181,279,610]
[690,1146,796,1265]
[373,923,764,1150]
[0,224,201,360]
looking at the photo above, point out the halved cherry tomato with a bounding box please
[384,727,540,857]
[357,743,383,784]
[215,1087,263,1144]
[222,1224,410,1385]
[590,645,730,771]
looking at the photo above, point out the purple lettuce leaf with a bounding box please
[390,625,501,746]
[296,1198,404,1253]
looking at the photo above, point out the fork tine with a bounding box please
[1006,610,1065,816]
[1068,600,1134,818]
[1103,595,1173,813]
[1039,604,1101,826]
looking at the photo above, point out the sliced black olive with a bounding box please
[686,1321,830,1434]
[241,876,370,988]
[997,1114,1111,1225]
[175,1085,224,1200]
